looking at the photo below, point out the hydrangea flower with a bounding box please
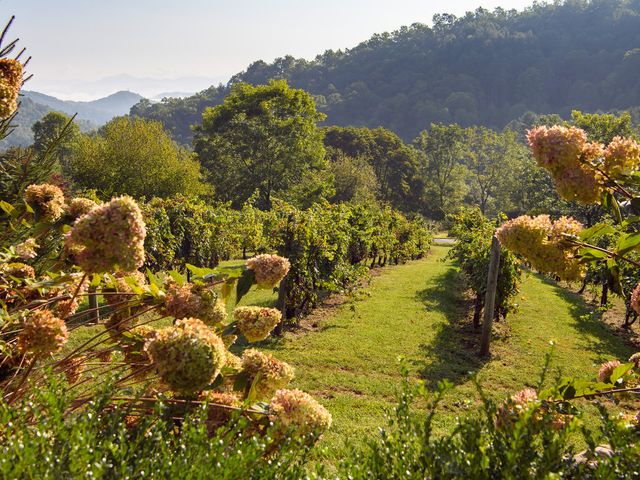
[603,136,640,176]
[246,254,291,288]
[24,184,67,222]
[497,215,584,280]
[65,196,146,274]
[242,348,294,400]
[0,59,22,119]
[67,197,98,219]
[629,352,640,368]
[268,389,332,440]
[15,238,38,260]
[145,317,226,395]
[162,282,228,326]
[0,262,35,279]
[17,309,68,355]
[597,360,622,383]
[527,126,604,204]
[495,388,538,429]
[234,306,282,342]
[631,284,640,316]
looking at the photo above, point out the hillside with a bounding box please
[24,90,143,124]
[130,0,640,144]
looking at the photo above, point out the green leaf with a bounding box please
[610,362,635,384]
[235,269,255,304]
[146,269,161,287]
[616,232,640,255]
[168,270,185,285]
[578,247,609,261]
[579,223,615,241]
[0,201,15,215]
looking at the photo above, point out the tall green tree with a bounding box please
[31,111,80,156]
[413,124,468,219]
[193,80,331,209]
[323,126,424,211]
[465,127,525,215]
[64,117,207,200]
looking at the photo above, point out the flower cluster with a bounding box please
[234,306,282,342]
[629,352,640,369]
[145,317,226,395]
[527,126,604,204]
[17,309,68,355]
[603,136,640,176]
[162,282,227,326]
[67,197,98,220]
[65,196,146,274]
[631,284,640,316]
[246,254,291,288]
[496,215,584,280]
[105,270,146,306]
[495,388,538,429]
[15,238,38,260]
[242,348,294,401]
[597,360,622,383]
[52,273,89,318]
[24,183,66,222]
[0,58,22,119]
[268,389,332,440]
[0,262,35,279]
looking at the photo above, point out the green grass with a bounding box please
[258,246,636,459]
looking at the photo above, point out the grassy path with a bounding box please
[260,246,635,458]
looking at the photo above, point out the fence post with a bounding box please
[480,235,501,357]
[88,285,100,324]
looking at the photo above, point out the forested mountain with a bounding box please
[130,0,640,144]
[24,90,143,124]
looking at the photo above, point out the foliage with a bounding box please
[323,126,424,212]
[64,116,208,200]
[447,207,521,326]
[0,376,313,479]
[194,80,331,210]
[339,362,640,479]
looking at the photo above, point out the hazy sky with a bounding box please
[3,0,534,99]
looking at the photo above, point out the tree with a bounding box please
[465,127,525,215]
[413,124,468,219]
[328,150,379,204]
[193,80,330,210]
[323,126,424,212]
[571,110,637,143]
[31,111,80,156]
[64,117,208,200]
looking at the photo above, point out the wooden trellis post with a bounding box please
[480,235,501,357]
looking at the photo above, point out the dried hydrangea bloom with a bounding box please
[162,282,227,326]
[224,351,243,373]
[202,391,242,430]
[495,388,538,429]
[51,272,89,318]
[67,197,98,219]
[0,58,23,89]
[60,355,85,384]
[631,285,640,316]
[17,309,68,355]
[497,215,584,281]
[24,184,67,222]
[603,136,640,176]
[234,306,282,342]
[246,254,291,288]
[527,126,604,204]
[269,389,332,440]
[15,238,38,260]
[0,80,18,119]
[145,317,226,395]
[0,262,35,279]
[597,360,622,383]
[628,352,640,368]
[65,196,146,274]
[242,348,294,401]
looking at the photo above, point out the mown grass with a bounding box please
[258,246,636,460]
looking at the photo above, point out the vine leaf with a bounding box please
[235,269,255,304]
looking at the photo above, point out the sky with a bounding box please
[3,0,533,100]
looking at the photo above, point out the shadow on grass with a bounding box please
[537,274,635,361]
[413,268,488,388]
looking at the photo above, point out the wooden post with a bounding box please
[274,276,288,336]
[480,235,501,357]
[88,286,100,324]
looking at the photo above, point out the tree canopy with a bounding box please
[193,80,331,209]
